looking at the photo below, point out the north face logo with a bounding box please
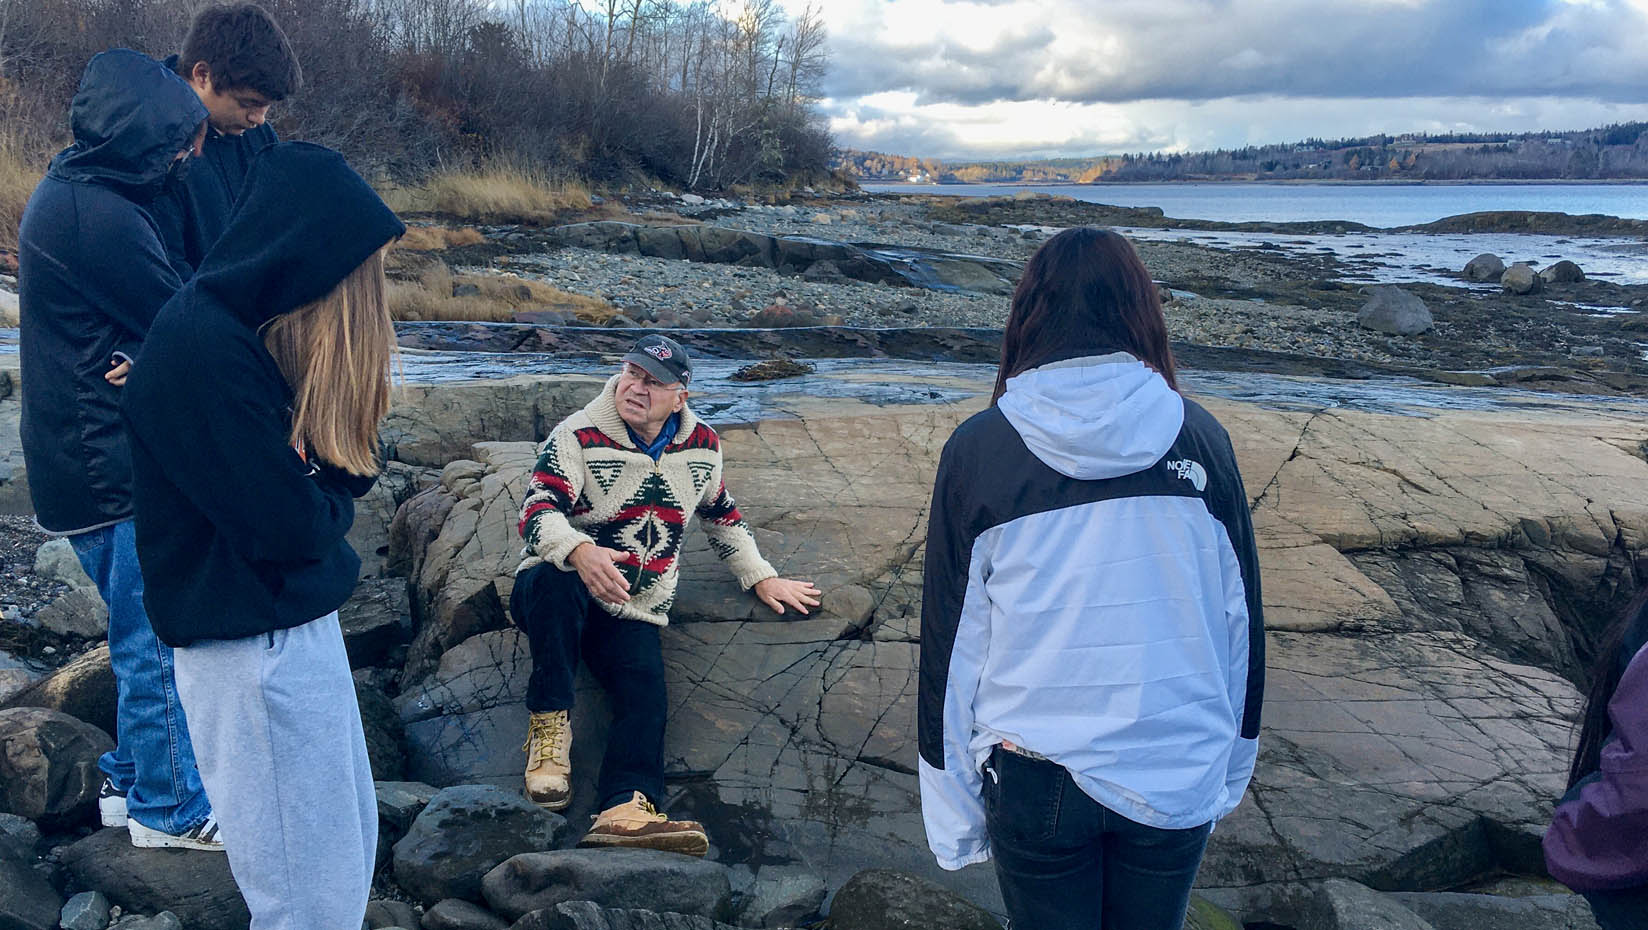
[645,344,673,360]
[1166,459,1207,492]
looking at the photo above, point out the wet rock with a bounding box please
[1182,895,1243,930]
[33,586,108,638]
[0,857,63,930]
[1389,891,1599,930]
[0,644,116,736]
[736,864,826,927]
[423,898,510,930]
[511,900,744,930]
[365,899,420,929]
[1501,263,1543,295]
[827,869,999,930]
[392,784,569,904]
[1356,286,1432,336]
[1540,260,1586,284]
[0,812,39,862]
[60,891,111,930]
[61,828,248,930]
[0,706,111,824]
[1462,253,1506,282]
[481,849,732,922]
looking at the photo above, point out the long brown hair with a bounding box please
[1569,586,1648,787]
[993,227,1177,403]
[260,247,394,476]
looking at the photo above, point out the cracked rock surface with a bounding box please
[391,368,1648,912]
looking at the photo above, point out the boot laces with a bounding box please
[523,713,566,768]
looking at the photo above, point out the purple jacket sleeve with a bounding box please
[1544,642,1648,892]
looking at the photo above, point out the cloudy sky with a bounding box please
[783,0,1648,160]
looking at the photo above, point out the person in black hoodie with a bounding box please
[122,142,403,930]
[150,3,300,276]
[17,49,224,851]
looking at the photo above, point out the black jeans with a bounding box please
[982,745,1212,930]
[1587,887,1648,930]
[509,562,666,805]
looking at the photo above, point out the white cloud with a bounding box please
[777,0,1648,157]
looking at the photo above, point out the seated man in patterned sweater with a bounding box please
[512,335,821,855]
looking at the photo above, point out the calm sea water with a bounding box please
[863,181,1648,227]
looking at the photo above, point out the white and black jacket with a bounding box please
[918,354,1264,870]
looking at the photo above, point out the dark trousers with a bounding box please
[983,746,1212,930]
[509,562,666,805]
[1587,887,1648,930]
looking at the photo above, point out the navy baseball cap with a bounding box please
[622,334,692,386]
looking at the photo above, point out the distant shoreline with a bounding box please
[863,178,1648,188]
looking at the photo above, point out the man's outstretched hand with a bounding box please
[754,577,822,616]
[568,542,632,604]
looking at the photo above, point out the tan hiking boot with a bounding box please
[523,710,572,811]
[578,791,709,857]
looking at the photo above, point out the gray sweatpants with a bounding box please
[173,612,376,930]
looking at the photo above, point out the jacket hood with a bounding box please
[997,353,1184,480]
[193,142,405,328]
[49,50,208,201]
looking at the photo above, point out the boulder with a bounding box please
[0,668,37,703]
[1224,879,1436,930]
[481,849,732,922]
[0,706,112,824]
[392,784,569,904]
[0,645,116,736]
[1389,891,1600,930]
[423,898,510,930]
[60,828,248,930]
[1356,286,1433,336]
[388,485,459,580]
[1502,263,1543,295]
[381,375,601,469]
[1539,260,1586,284]
[355,675,409,781]
[32,538,91,588]
[736,864,826,928]
[33,587,108,639]
[0,857,62,930]
[1462,253,1506,282]
[365,899,420,929]
[340,578,412,669]
[826,869,1000,930]
[60,891,112,930]
[0,812,41,862]
[510,900,745,930]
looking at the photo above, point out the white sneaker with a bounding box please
[127,814,225,852]
[98,778,128,829]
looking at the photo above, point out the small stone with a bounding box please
[421,898,508,930]
[365,898,419,929]
[60,890,111,930]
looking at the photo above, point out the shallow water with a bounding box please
[865,181,1648,227]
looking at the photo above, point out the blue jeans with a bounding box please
[70,521,210,833]
[982,745,1212,930]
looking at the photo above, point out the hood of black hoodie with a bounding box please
[192,141,406,329]
[48,49,207,202]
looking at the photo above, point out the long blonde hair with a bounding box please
[260,246,395,476]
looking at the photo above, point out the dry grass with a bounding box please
[389,261,618,324]
[385,162,593,225]
[395,224,487,251]
[0,132,43,254]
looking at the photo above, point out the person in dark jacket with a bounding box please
[123,141,402,930]
[919,228,1264,930]
[150,3,300,276]
[1545,588,1648,929]
[17,48,223,851]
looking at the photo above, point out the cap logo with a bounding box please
[645,345,673,361]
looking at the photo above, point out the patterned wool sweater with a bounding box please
[516,375,777,626]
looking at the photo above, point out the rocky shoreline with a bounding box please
[0,190,1645,929]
